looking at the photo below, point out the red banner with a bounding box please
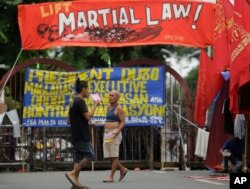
[229,0,250,113]
[194,49,224,126]
[213,0,233,73]
[18,0,215,49]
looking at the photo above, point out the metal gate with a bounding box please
[0,58,199,172]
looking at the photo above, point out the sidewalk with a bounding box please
[0,170,229,189]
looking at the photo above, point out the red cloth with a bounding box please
[194,49,224,126]
[213,0,233,72]
[194,1,233,126]
[229,0,250,113]
[204,81,231,171]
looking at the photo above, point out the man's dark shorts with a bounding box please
[72,141,95,163]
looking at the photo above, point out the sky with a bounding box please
[162,49,199,78]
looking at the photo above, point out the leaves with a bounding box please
[0,31,8,43]
[5,0,22,5]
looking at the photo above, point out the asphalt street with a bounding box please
[0,170,229,189]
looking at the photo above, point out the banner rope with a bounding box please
[173,109,199,129]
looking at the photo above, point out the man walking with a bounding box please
[102,90,128,183]
[65,79,100,189]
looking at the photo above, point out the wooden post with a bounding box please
[243,115,249,173]
[91,126,94,171]
[160,126,166,169]
[149,127,154,170]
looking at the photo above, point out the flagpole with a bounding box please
[0,48,23,96]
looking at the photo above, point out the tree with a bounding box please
[184,67,198,99]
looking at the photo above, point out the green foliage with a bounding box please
[171,46,200,60]
[0,31,8,43]
[184,67,198,98]
[4,87,21,110]
[0,1,21,66]
[4,0,22,5]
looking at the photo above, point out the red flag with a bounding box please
[213,0,233,73]
[229,0,250,113]
[194,49,224,126]
[194,0,233,126]
[204,81,231,171]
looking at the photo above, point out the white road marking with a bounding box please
[195,179,227,186]
[153,171,166,174]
